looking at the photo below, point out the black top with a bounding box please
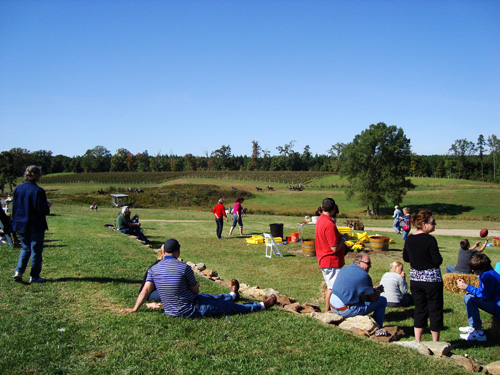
[403,233,442,270]
[455,248,478,274]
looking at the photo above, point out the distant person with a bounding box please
[403,209,443,342]
[330,253,387,328]
[393,205,402,234]
[315,197,347,312]
[117,206,150,245]
[212,198,228,240]
[380,262,413,307]
[401,207,411,240]
[456,253,500,342]
[446,238,489,274]
[314,206,322,217]
[228,197,244,236]
[331,202,340,224]
[120,239,277,317]
[12,165,51,283]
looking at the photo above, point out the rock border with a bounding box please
[183,260,499,374]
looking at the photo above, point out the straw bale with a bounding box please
[442,273,478,294]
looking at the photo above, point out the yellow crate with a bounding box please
[246,238,264,244]
[337,226,352,237]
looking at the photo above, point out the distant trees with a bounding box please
[0,151,17,194]
[340,123,415,215]
[2,132,499,183]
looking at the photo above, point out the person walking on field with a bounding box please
[228,197,244,236]
[315,198,347,312]
[393,205,402,234]
[212,198,228,239]
[12,165,51,283]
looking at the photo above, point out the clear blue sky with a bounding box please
[1,0,499,158]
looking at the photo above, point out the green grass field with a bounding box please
[1,174,499,374]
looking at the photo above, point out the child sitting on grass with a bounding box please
[380,261,413,307]
[446,238,489,274]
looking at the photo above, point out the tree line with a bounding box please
[1,129,499,195]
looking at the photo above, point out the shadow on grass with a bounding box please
[48,277,142,284]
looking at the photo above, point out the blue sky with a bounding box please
[1,0,499,158]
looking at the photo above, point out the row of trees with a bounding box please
[1,129,499,194]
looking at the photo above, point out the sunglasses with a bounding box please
[359,260,371,266]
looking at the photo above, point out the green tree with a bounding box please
[487,134,500,180]
[448,139,475,179]
[110,148,129,172]
[0,151,17,193]
[135,151,150,172]
[477,134,486,179]
[248,140,261,170]
[9,148,35,176]
[81,146,111,172]
[340,122,414,215]
[328,142,346,172]
[211,145,232,170]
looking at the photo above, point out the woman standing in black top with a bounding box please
[403,209,443,342]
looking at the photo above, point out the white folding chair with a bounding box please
[263,232,284,258]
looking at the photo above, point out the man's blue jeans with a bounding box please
[15,231,45,279]
[215,218,224,239]
[119,227,148,242]
[187,293,263,318]
[337,296,387,328]
[464,293,498,328]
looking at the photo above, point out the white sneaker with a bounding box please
[458,326,474,333]
[29,276,46,284]
[460,329,487,341]
[13,271,23,282]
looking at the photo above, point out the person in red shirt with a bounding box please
[315,197,347,312]
[212,198,228,239]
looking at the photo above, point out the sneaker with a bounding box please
[29,276,46,284]
[13,271,23,282]
[460,329,487,341]
[459,326,475,333]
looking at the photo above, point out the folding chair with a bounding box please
[263,232,284,258]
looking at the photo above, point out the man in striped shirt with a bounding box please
[120,238,277,317]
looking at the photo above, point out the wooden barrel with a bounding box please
[369,236,390,251]
[302,238,316,257]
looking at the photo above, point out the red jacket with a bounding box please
[212,203,227,219]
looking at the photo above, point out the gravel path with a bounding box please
[365,227,500,238]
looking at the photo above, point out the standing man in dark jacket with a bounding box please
[12,165,51,283]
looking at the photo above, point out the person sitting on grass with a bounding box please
[120,238,277,317]
[330,252,387,329]
[446,238,489,274]
[117,206,150,245]
[380,261,413,307]
[456,253,500,342]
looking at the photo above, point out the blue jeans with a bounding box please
[119,227,148,242]
[15,231,45,279]
[402,229,409,241]
[446,265,457,273]
[215,218,224,239]
[393,219,400,233]
[337,296,387,328]
[464,293,498,328]
[231,214,243,228]
[187,293,263,318]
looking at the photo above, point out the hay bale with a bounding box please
[443,273,478,294]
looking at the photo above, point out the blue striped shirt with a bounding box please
[146,256,199,317]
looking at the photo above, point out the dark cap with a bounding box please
[163,238,181,253]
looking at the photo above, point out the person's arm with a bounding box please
[459,273,495,300]
[477,238,489,253]
[367,286,384,302]
[190,283,200,294]
[120,281,155,313]
[429,236,443,266]
[399,274,408,295]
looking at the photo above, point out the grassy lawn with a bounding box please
[1,201,499,374]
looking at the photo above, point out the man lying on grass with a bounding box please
[120,238,277,317]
